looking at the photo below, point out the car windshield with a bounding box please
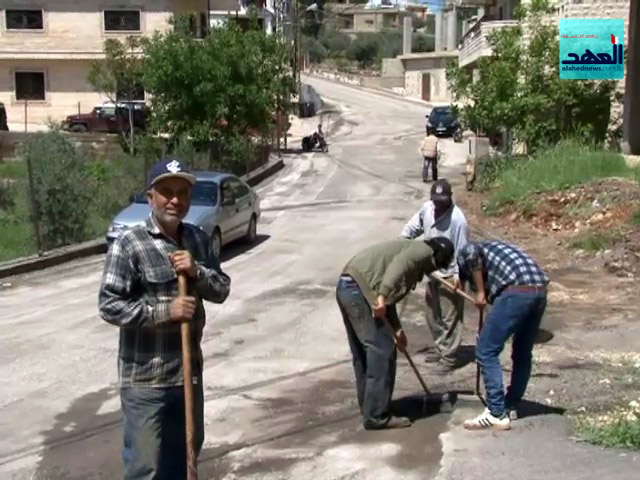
[133,181,219,206]
[430,108,455,123]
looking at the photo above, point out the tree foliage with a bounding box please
[141,14,292,168]
[19,133,90,249]
[88,37,144,153]
[446,0,616,153]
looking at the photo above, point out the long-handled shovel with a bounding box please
[380,315,455,414]
[432,275,487,406]
[178,273,198,480]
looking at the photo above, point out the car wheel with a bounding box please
[70,124,87,133]
[210,228,222,258]
[244,215,257,244]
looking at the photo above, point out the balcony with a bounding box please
[458,18,519,69]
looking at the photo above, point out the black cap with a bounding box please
[426,237,455,270]
[430,179,452,202]
[147,158,196,189]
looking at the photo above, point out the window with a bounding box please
[365,20,374,25]
[104,10,141,32]
[6,9,44,30]
[228,178,250,199]
[15,72,45,101]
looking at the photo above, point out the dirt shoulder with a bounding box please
[453,179,640,417]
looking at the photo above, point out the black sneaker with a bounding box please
[385,416,413,429]
[364,416,412,430]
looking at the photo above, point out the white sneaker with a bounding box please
[463,408,511,430]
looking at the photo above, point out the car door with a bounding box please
[226,177,253,239]
[218,179,238,244]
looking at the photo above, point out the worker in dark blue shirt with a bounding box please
[457,241,549,430]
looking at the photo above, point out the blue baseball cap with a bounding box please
[147,158,196,189]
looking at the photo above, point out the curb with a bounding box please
[0,239,107,279]
[0,156,286,280]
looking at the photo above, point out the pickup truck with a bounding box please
[62,103,149,134]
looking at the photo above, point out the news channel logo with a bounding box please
[559,18,625,80]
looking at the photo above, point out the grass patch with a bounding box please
[485,141,635,212]
[574,401,640,450]
[0,160,27,180]
[630,208,640,226]
[569,230,619,252]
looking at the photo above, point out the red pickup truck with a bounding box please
[62,103,149,134]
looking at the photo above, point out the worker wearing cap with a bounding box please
[98,158,231,479]
[336,237,455,430]
[457,241,548,430]
[399,179,470,374]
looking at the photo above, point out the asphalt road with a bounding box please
[2,77,638,480]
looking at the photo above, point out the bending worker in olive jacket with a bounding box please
[336,237,454,430]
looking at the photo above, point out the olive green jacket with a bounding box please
[342,239,437,328]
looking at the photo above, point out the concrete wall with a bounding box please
[381,57,404,78]
[0,59,110,129]
[350,11,400,33]
[0,0,178,54]
[401,53,457,103]
[404,69,451,102]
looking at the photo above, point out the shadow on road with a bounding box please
[392,393,453,421]
[34,386,122,479]
[516,399,566,419]
[220,234,270,263]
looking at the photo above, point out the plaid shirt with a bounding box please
[99,215,231,387]
[457,241,548,304]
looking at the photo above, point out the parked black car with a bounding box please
[0,102,8,131]
[426,106,460,138]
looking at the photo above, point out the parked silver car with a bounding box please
[106,172,261,257]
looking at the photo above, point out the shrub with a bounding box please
[319,29,351,58]
[412,33,434,53]
[304,36,328,64]
[18,132,91,249]
[347,34,381,69]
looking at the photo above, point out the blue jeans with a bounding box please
[476,290,547,417]
[120,384,204,480]
[336,276,397,429]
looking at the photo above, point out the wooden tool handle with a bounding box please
[431,274,476,304]
[179,274,198,480]
[401,347,432,396]
[475,308,486,406]
[379,314,431,397]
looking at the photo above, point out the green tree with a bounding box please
[19,133,90,249]
[88,36,144,154]
[446,0,616,153]
[142,15,292,171]
[347,34,381,69]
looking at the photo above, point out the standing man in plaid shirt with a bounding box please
[99,158,231,479]
[457,241,548,430]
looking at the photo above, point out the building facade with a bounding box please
[209,0,275,34]
[0,0,208,130]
